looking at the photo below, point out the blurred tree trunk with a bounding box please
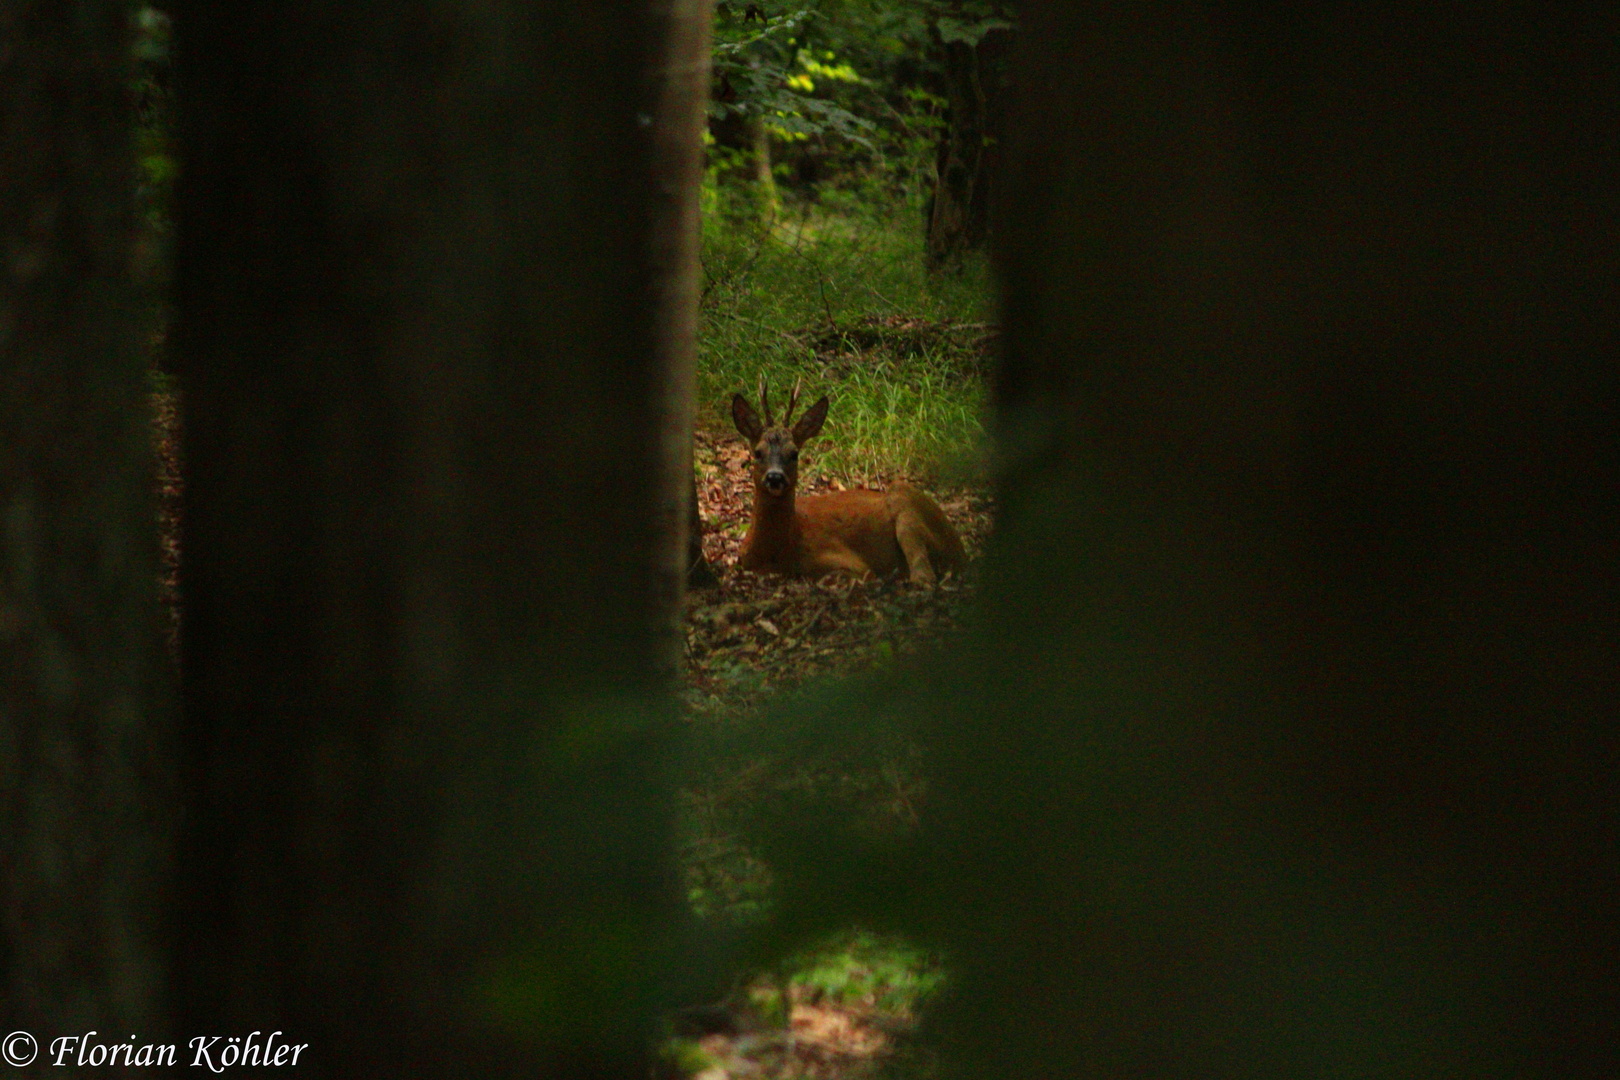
[755,4,1617,1076]
[0,0,174,1051]
[928,4,1619,1075]
[171,0,710,1074]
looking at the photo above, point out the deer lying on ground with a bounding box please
[731,378,966,584]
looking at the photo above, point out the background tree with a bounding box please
[703,0,1014,251]
[707,3,870,223]
[922,1,1012,269]
[0,0,174,1052]
[171,0,711,1074]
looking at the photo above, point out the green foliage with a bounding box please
[711,4,876,147]
[683,841,774,923]
[932,2,1015,46]
[680,775,776,923]
[133,5,175,375]
[481,905,661,1045]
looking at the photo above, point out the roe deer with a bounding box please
[731,378,967,583]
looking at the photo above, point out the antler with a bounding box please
[757,373,773,427]
[783,377,802,426]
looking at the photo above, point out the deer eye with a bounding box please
[753,449,764,459]
[786,449,798,461]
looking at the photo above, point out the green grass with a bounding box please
[696,186,994,483]
[784,929,946,1015]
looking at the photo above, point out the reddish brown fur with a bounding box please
[731,384,966,583]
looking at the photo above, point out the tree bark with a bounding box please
[652,0,719,631]
[0,0,173,1053]
[171,0,710,1074]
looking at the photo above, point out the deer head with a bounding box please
[731,376,829,500]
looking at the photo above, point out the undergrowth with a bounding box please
[697,185,993,484]
[786,930,945,1016]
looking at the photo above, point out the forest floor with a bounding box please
[674,421,991,1080]
[682,421,993,717]
[680,288,994,1077]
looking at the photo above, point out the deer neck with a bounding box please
[750,484,803,557]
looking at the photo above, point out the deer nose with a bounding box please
[763,469,788,493]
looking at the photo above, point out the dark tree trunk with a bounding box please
[748,5,1619,1077]
[925,27,1010,271]
[926,40,986,270]
[929,4,1620,1075]
[0,0,174,1053]
[171,0,710,1074]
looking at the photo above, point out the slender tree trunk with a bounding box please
[925,40,986,270]
[0,0,173,1052]
[747,113,779,225]
[652,0,719,633]
[687,469,718,590]
[171,0,710,1074]
[925,23,1010,271]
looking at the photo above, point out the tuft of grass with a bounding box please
[785,929,946,1016]
[697,188,993,483]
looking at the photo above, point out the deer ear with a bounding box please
[732,393,764,442]
[792,395,829,444]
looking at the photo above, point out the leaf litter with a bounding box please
[684,424,991,716]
